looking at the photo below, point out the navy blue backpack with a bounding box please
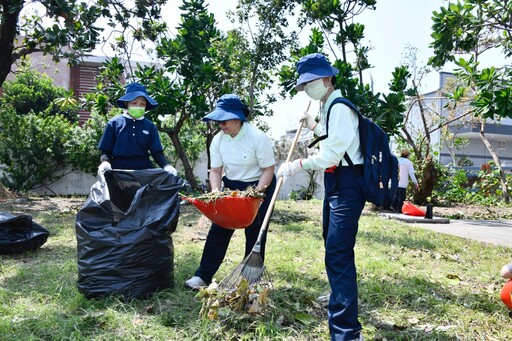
[309,97,398,207]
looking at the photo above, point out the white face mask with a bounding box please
[305,78,328,100]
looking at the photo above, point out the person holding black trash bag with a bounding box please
[184,94,276,290]
[278,53,365,341]
[97,82,177,175]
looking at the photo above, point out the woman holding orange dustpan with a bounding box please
[185,94,276,290]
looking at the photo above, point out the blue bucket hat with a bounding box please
[202,94,247,122]
[117,83,159,110]
[295,53,339,91]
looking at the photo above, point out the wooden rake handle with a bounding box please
[258,101,311,236]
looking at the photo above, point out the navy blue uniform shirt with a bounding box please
[98,114,167,170]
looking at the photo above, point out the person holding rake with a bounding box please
[278,53,365,341]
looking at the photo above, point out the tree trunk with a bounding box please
[203,124,216,192]
[445,141,457,165]
[413,155,440,204]
[169,131,199,191]
[479,121,510,203]
[0,3,23,87]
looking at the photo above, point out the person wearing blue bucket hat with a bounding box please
[185,94,276,290]
[97,82,177,175]
[278,53,365,341]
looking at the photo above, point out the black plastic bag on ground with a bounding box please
[0,212,49,254]
[75,168,184,300]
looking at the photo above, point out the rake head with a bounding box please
[219,251,271,290]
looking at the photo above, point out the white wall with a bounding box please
[27,156,326,200]
[29,169,97,196]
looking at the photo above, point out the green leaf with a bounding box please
[293,312,316,325]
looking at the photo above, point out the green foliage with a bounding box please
[65,112,112,175]
[289,188,313,201]
[0,108,73,191]
[458,155,473,166]
[0,60,79,122]
[434,167,510,206]
[467,169,507,205]
[278,1,406,137]
[429,0,512,121]
[429,2,481,67]
[1,0,168,86]
[434,168,469,204]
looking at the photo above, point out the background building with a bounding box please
[404,72,512,169]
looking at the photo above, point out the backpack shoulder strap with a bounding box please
[308,97,360,148]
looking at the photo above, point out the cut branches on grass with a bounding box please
[196,279,273,321]
[0,197,511,340]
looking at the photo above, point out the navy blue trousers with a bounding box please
[323,166,365,341]
[195,175,276,283]
[392,187,407,213]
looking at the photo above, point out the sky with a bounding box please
[155,0,499,138]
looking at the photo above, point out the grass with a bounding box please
[0,197,511,340]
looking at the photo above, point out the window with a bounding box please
[498,140,506,150]
[70,62,102,124]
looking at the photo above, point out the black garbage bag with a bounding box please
[0,212,49,254]
[75,168,185,299]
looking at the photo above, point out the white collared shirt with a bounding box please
[210,122,275,182]
[302,90,363,170]
[398,157,418,188]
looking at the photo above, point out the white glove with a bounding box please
[98,161,112,173]
[300,112,316,130]
[277,159,302,178]
[164,164,177,176]
[211,188,221,193]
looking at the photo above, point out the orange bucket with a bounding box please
[501,279,512,309]
[402,201,426,217]
[184,196,263,229]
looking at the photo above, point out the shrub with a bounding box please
[0,108,74,191]
[434,166,510,206]
[434,168,469,204]
[466,169,506,206]
[0,59,79,122]
[66,111,114,175]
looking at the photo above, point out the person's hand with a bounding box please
[211,188,221,194]
[98,161,111,173]
[255,185,267,193]
[300,112,316,130]
[415,183,419,190]
[164,164,178,176]
[277,159,302,178]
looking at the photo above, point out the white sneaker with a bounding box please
[184,276,207,290]
[316,293,330,305]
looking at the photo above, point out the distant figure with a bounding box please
[501,261,512,279]
[392,149,419,213]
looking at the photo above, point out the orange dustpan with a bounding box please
[184,196,263,229]
[501,279,512,309]
[402,201,426,217]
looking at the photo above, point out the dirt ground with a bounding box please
[1,194,512,221]
[0,196,86,216]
